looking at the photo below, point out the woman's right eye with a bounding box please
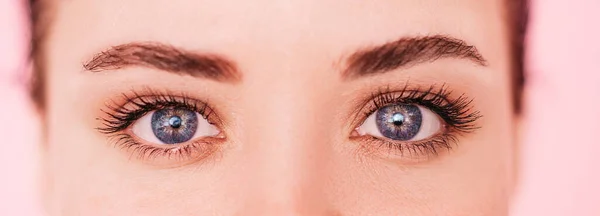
[131,107,220,145]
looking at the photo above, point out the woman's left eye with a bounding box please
[356,104,443,141]
[131,107,220,145]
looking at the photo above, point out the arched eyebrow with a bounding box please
[83,42,241,83]
[341,35,487,80]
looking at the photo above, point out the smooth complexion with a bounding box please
[42,0,515,215]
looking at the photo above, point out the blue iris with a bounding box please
[151,108,198,144]
[375,104,422,141]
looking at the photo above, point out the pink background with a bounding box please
[1,0,599,215]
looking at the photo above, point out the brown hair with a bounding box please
[29,0,50,111]
[507,0,529,113]
[28,0,528,112]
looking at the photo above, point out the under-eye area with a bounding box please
[96,88,225,166]
[351,83,482,161]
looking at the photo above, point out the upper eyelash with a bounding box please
[97,90,214,134]
[364,83,482,133]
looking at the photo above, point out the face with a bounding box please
[41,0,515,215]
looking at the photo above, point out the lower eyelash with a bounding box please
[357,133,459,159]
[108,133,219,162]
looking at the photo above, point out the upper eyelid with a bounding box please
[371,89,452,109]
[349,85,445,120]
[113,89,210,111]
[347,88,412,130]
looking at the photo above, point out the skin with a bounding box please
[41,0,515,215]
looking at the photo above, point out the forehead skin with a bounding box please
[46,0,509,69]
[43,0,513,215]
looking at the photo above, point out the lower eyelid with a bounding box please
[351,135,455,164]
[109,132,226,168]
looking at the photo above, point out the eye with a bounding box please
[356,104,443,141]
[131,107,220,145]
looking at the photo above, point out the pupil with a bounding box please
[389,113,405,126]
[169,116,182,128]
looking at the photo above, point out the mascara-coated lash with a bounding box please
[97,90,216,135]
[96,89,223,165]
[368,84,481,133]
[354,83,482,159]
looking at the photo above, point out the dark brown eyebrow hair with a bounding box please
[342,35,487,79]
[84,42,241,83]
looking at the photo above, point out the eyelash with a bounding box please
[98,85,480,163]
[97,90,221,163]
[355,84,482,159]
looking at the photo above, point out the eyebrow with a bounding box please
[342,35,487,79]
[83,42,241,83]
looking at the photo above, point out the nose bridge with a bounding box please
[238,57,333,214]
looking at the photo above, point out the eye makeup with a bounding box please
[351,83,482,161]
[97,88,225,166]
[97,83,481,166]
